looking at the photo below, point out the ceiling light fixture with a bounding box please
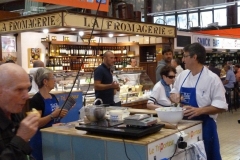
[136,35,139,36]
[43,29,49,34]
[108,33,113,38]
[71,28,76,31]
[79,31,84,36]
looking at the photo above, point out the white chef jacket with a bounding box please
[148,81,172,107]
[171,66,228,120]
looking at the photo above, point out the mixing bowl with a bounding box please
[155,107,184,125]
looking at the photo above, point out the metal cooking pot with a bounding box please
[84,99,107,122]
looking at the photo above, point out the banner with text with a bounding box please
[32,0,109,12]
[0,13,62,33]
[63,13,176,37]
[193,35,240,50]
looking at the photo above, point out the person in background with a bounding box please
[171,58,183,76]
[156,48,173,81]
[208,61,221,77]
[29,60,45,94]
[223,63,236,90]
[0,63,39,159]
[94,51,120,106]
[170,43,227,160]
[235,64,240,82]
[233,64,240,74]
[220,63,226,78]
[147,65,176,110]
[126,58,138,68]
[227,61,234,71]
[29,68,68,160]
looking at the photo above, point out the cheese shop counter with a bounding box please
[41,120,202,160]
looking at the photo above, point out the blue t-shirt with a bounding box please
[94,63,114,105]
[224,70,236,89]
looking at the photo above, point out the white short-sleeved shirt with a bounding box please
[147,81,172,107]
[171,66,228,120]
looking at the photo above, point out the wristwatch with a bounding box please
[49,114,54,120]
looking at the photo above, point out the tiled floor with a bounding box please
[217,110,240,160]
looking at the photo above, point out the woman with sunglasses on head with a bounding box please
[29,68,68,160]
[147,65,176,110]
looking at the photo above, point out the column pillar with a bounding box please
[227,0,238,25]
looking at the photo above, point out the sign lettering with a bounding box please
[0,13,62,33]
[0,12,176,38]
[64,14,176,37]
[213,39,220,47]
[197,37,210,47]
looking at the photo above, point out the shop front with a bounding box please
[0,10,176,118]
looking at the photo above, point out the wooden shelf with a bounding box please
[114,55,139,57]
[42,41,139,46]
[49,55,138,58]
[49,55,101,58]
[139,61,157,64]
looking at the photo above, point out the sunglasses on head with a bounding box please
[167,75,175,79]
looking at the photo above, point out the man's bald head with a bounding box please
[33,60,44,68]
[103,51,113,58]
[103,51,115,67]
[0,63,30,114]
[0,63,29,87]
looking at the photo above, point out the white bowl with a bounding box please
[155,107,184,125]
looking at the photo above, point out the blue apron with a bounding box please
[30,96,59,160]
[180,68,221,160]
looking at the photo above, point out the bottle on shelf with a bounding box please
[45,47,49,57]
[65,45,70,55]
[122,46,127,54]
[75,46,79,56]
[55,46,59,56]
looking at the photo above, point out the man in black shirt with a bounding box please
[94,51,120,105]
[0,63,39,160]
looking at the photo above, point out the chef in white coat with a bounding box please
[170,43,228,160]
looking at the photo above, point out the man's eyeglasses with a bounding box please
[167,75,175,79]
[183,54,190,58]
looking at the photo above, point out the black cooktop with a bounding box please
[75,120,164,138]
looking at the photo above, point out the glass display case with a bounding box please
[52,70,154,107]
